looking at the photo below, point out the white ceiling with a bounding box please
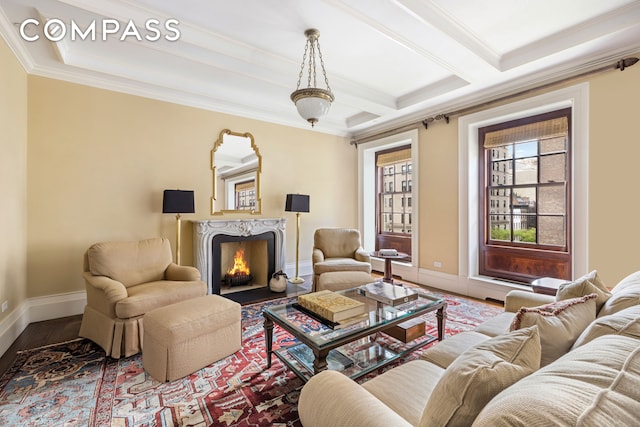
[1,0,640,137]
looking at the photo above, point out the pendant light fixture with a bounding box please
[290,28,334,127]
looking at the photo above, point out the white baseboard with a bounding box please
[284,260,313,279]
[418,268,469,296]
[0,291,86,358]
[416,268,532,303]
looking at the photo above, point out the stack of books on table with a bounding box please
[359,281,418,306]
[297,290,366,324]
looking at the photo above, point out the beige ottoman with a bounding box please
[143,294,241,382]
[317,271,374,292]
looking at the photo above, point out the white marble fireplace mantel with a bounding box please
[193,218,287,294]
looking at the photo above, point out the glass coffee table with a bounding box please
[263,285,447,382]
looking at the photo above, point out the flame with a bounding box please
[227,247,250,275]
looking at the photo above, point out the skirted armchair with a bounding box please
[312,228,372,291]
[79,237,207,358]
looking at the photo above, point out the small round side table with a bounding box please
[371,251,409,285]
[531,277,566,296]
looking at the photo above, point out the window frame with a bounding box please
[478,108,573,283]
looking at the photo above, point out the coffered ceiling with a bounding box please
[1,0,640,137]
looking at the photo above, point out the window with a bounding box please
[376,145,412,258]
[359,128,419,270]
[234,180,256,210]
[479,108,572,283]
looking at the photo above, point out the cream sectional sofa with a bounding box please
[298,271,640,427]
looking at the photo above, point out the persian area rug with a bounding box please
[0,290,502,427]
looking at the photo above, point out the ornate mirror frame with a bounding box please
[211,129,262,215]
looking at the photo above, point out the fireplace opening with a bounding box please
[211,231,275,295]
[221,242,262,291]
[224,247,253,287]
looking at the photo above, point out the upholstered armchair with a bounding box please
[79,237,207,358]
[312,228,372,291]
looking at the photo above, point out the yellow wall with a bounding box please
[418,119,459,273]
[0,36,28,321]
[588,63,640,283]
[414,58,640,286]
[26,77,354,297]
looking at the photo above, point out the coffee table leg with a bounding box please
[313,349,329,375]
[264,316,274,368]
[437,304,447,341]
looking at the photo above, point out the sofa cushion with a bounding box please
[363,360,444,426]
[599,270,640,317]
[115,280,207,318]
[510,294,597,366]
[572,304,640,349]
[316,271,374,292]
[421,331,491,369]
[313,258,372,275]
[472,335,640,427]
[472,312,514,337]
[420,325,541,427]
[556,270,611,313]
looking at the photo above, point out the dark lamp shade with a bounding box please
[162,190,195,214]
[285,194,310,213]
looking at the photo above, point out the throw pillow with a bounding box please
[420,325,541,427]
[576,270,609,292]
[572,305,640,349]
[510,293,597,366]
[599,271,640,317]
[557,276,611,313]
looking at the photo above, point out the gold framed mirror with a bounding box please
[211,129,262,215]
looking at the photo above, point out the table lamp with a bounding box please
[285,194,310,284]
[162,189,195,265]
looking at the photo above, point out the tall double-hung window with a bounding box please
[479,108,572,283]
[376,145,412,259]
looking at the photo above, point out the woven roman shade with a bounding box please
[484,117,568,148]
[235,180,254,191]
[376,148,411,166]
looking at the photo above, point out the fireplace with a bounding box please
[212,231,275,295]
[193,218,287,295]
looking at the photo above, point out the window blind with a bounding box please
[235,181,254,191]
[483,117,568,148]
[376,148,411,166]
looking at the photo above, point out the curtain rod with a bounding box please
[351,57,638,146]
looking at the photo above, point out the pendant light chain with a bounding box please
[295,39,310,91]
[315,38,332,93]
[294,33,331,92]
[308,39,316,88]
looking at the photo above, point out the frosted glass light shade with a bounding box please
[291,88,334,127]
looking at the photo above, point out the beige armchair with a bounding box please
[312,228,372,291]
[79,237,207,358]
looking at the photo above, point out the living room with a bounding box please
[1,1,640,425]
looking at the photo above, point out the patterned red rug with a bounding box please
[0,290,502,426]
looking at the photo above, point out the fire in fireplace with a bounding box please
[225,247,253,287]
